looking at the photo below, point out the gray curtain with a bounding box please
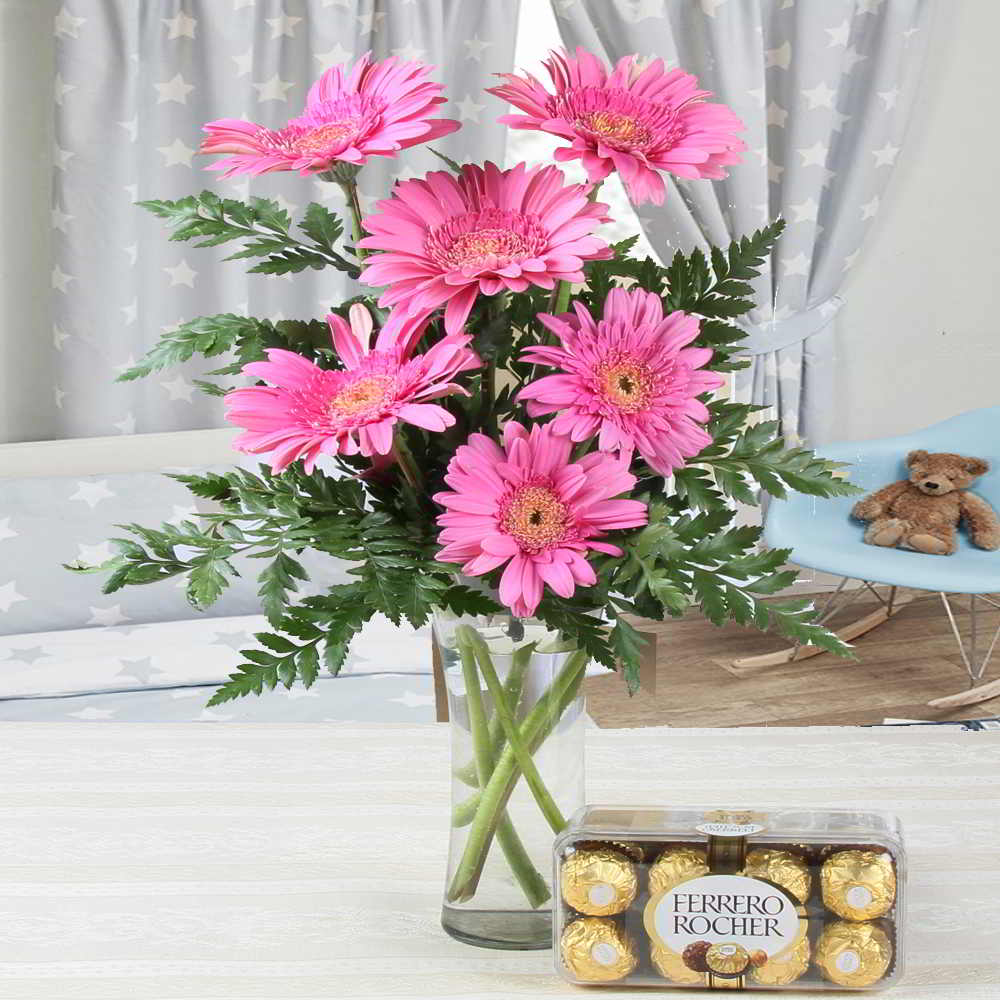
[553,0,934,444]
[44,0,520,442]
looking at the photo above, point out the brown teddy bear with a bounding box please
[852,450,1000,555]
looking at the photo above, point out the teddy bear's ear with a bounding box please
[965,457,990,476]
[906,449,929,467]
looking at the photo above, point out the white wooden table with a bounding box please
[0,723,997,998]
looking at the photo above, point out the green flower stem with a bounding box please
[391,430,422,492]
[460,627,566,833]
[451,652,585,827]
[546,181,604,318]
[446,649,588,904]
[454,629,550,909]
[456,633,493,783]
[454,640,535,788]
[552,279,573,316]
[338,177,367,264]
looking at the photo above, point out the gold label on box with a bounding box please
[695,821,766,837]
[644,874,807,964]
[696,810,768,837]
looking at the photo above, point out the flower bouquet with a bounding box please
[81,47,860,947]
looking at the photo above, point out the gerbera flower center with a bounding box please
[328,374,395,419]
[294,120,363,154]
[500,483,570,554]
[579,110,651,148]
[596,358,655,413]
[426,208,547,272]
[553,86,680,153]
[266,94,388,159]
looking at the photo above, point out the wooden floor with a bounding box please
[584,590,1000,728]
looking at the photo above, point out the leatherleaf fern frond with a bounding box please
[591,490,857,694]
[138,191,358,276]
[69,463,502,705]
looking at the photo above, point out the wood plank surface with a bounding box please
[584,590,1000,728]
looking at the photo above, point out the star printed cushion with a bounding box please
[0,469,353,636]
[0,673,439,722]
[0,612,432,702]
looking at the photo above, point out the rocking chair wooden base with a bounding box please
[733,579,1000,710]
[927,677,1000,709]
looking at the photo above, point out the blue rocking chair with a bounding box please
[738,406,1000,709]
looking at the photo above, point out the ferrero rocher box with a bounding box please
[553,807,905,992]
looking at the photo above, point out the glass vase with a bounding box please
[434,607,587,950]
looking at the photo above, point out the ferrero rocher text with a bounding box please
[669,887,789,937]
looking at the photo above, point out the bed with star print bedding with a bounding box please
[0,468,437,721]
[0,613,435,722]
[0,468,358,636]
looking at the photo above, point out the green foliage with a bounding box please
[207,589,372,706]
[258,551,308,626]
[89,195,864,704]
[696,417,863,502]
[77,464,482,704]
[596,492,855,663]
[116,313,262,382]
[583,219,785,370]
[139,191,358,276]
[609,615,646,695]
[427,147,464,173]
[534,596,616,671]
[117,314,335,393]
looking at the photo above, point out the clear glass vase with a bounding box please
[434,607,587,950]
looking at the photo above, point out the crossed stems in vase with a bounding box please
[446,624,588,908]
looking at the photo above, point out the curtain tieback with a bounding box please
[735,295,844,356]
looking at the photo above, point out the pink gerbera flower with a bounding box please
[358,161,612,335]
[434,422,647,617]
[518,288,725,477]
[200,52,460,177]
[224,305,479,473]
[488,48,745,205]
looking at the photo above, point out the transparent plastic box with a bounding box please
[553,807,905,991]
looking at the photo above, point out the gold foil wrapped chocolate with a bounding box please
[574,839,646,863]
[561,848,638,916]
[650,944,704,985]
[705,943,751,976]
[560,917,638,982]
[821,849,896,920]
[743,848,812,904]
[815,920,893,988]
[648,845,709,895]
[750,935,811,986]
